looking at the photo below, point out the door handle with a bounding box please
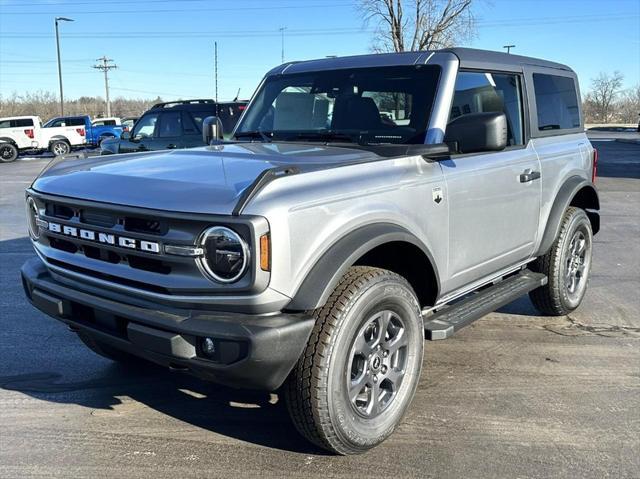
[519,169,541,183]
[167,144,177,149]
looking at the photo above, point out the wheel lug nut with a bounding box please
[383,351,388,357]
[382,366,387,374]
[373,375,378,383]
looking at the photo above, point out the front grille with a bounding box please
[32,194,262,297]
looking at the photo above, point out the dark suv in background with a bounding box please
[100,99,247,154]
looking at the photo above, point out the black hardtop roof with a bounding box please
[271,47,573,75]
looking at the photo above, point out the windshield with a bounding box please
[235,65,440,145]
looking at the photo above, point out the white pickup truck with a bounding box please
[0,115,86,163]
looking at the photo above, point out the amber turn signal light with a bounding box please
[260,234,270,271]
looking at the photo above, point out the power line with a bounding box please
[0,2,355,15]
[92,56,117,116]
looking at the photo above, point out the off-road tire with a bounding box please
[78,333,138,363]
[50,140,70,157]
[0,143,18,163]
[285,266,424,455]
[529,207,593,315]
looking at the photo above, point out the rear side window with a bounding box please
[13,118,34,127]
[68,118,86,126]
[158,112,182,138]
[0,120,9,128]
[532,74,580,131]
[450,71,524,146]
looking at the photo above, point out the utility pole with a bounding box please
[503,44,516,54]
[93,56,117,117]
[279,26,287,64]
[55,17,74,115]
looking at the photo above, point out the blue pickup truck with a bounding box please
[43,115,123,148]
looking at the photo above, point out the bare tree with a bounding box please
[0,91,162,122]
[617,84,640,124]
[584,71,624,123]
[359,0,476,52]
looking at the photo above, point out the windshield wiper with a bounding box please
[234,130,273,142]
[292,132,357,143]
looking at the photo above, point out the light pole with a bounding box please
[55,16,74,115]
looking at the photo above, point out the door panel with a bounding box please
[442,69,541,291]
[442,145,541,290]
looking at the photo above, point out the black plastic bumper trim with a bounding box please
[21,256,314,391]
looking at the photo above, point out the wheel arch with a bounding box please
[0,136,18,146]
[536,176,600,256]
[48,135,71,145]
[286,223,440,311]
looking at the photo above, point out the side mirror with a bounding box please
[444,112,507,154]
[121,131,131,140]
[202,116,224,145]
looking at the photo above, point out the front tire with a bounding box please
[0,143,18,163]
[529,207,593,315]
[50,140,70,157]
[285,266,424,455]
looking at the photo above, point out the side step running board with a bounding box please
[424,269,547,340]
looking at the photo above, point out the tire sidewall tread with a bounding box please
[285,266,424,455]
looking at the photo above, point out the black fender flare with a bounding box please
[535,176,600,256]
[287,223,439,311]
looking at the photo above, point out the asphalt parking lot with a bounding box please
[0,139,638,478]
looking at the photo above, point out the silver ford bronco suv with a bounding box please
[22,48,599,455]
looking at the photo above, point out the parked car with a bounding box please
[22,48,599,454]
[92,117,121,127]
[0,115,86,162]
[120,116,138,133]
[44,115,123,148]
[100,99,248,154]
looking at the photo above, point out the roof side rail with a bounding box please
[152,99,215,109]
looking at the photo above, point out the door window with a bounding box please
[158,112,182,138]
[450,71,524,146]
[532,74,580,131]
[132,114,159,139]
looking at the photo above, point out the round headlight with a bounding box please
[198,226,249,283]
[26,197,40,240]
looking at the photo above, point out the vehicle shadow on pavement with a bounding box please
[0,237,327,455]
[0,363,328,455]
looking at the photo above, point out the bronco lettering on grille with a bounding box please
[47,221,160,253]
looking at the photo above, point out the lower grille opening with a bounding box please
[127,255,171,274]
[48,237,78,254]
[47,257,171,295]
[83,244,121,264]
[69,302,128,339]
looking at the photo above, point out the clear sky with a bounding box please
[1,0,639,103]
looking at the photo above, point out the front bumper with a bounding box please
[21,257,314,391]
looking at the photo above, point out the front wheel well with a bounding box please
[353,241,438,308]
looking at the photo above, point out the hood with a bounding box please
[32,143,379,215]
